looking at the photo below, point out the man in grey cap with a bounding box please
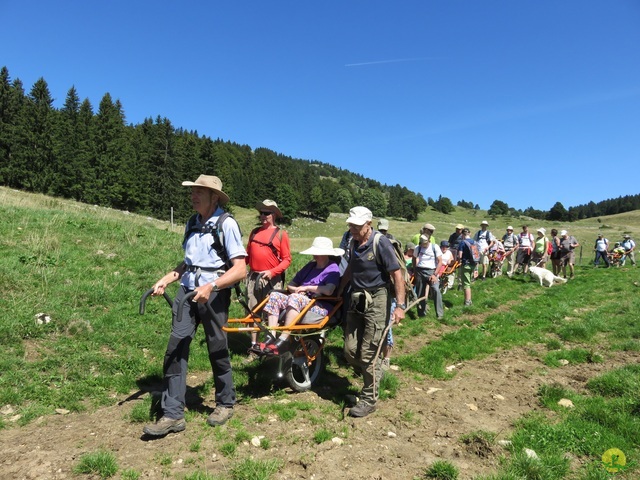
[377,218,396,243]
[339,206,406,418]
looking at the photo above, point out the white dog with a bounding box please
[529,266,568,287]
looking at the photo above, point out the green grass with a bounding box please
[73,450,119,478]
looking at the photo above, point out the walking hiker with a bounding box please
[412,224,444,319]
[516,225,535,274]
[339,206,406,417]
[531,228,550,268]
[473,221,495,280]
[457,228,477,306]
[246,199,292,351]
[502,226,519,277]
[143,175,247,436]
[593,234,610,268]
[559,230,580,279]
[621,234,637,266]
[550,229,562,275]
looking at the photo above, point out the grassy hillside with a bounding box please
[4,187,636,254]
[2,187,640,479]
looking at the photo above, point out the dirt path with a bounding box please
[1,343,636,480]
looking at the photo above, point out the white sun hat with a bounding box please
[300,237,345,256]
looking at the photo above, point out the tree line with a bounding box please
[486,195,640,222]
[0,66,427,224]
[2,66,637,225]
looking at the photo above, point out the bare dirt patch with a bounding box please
[1,343,637,480]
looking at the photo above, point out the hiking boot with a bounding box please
[207,406,234,426]
[143,416,186,436]
[348,401,376,418]
[464,300,472,306]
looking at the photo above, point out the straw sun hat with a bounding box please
[181,175,229,205]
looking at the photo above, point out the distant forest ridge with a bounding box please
[1,66,638,224]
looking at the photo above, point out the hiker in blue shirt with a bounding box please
[143,175,247,437]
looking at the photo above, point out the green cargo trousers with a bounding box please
[343,287,391,405]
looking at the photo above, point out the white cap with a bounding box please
[560,230,567,236]
[346,206,373,226]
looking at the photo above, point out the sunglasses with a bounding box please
[259,211,272,216]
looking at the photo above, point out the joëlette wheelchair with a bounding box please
[139,286,343,393]
[223,292,343,392]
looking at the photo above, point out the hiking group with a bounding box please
[142,174,635,436]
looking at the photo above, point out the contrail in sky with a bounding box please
[344,57,435,67]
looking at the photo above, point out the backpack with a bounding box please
[463,239,481,265]
[248,226,285,282]
[546,238,553,255]
[371,232,417,304]
[183,212,241,272]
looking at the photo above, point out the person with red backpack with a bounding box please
[246,200,292,351]
[516,225,535,274]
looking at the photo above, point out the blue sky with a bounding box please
[2,1,639,212]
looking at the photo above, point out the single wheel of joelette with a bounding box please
[284,337,324,392]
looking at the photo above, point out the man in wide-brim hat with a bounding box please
[143,174,247,436]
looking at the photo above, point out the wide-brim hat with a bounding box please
[300,237,345,257]
[481,220,489,226]
[422,223,436,232]
[506,226,514,230]
[255,199,283,219]
[537,227,546,235]
[182,175,230,205]
[455,224,464,230]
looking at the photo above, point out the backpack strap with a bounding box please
[249,226,283,261]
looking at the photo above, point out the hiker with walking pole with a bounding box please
[338,206,405,418]
[143,175,247,436]
[412,224,444,320]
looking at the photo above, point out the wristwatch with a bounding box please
[396,303,406,310]
[212,282,220,292]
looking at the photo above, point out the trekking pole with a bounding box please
[579,245,583,266]
[372,321,392,402]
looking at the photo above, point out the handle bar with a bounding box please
[139,288,173,315]
[176,290,216,322]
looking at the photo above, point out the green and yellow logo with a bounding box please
[601,448,626,473]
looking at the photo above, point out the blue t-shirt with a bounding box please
[181,207,247,290]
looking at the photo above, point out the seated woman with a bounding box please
[253,237,344,356]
